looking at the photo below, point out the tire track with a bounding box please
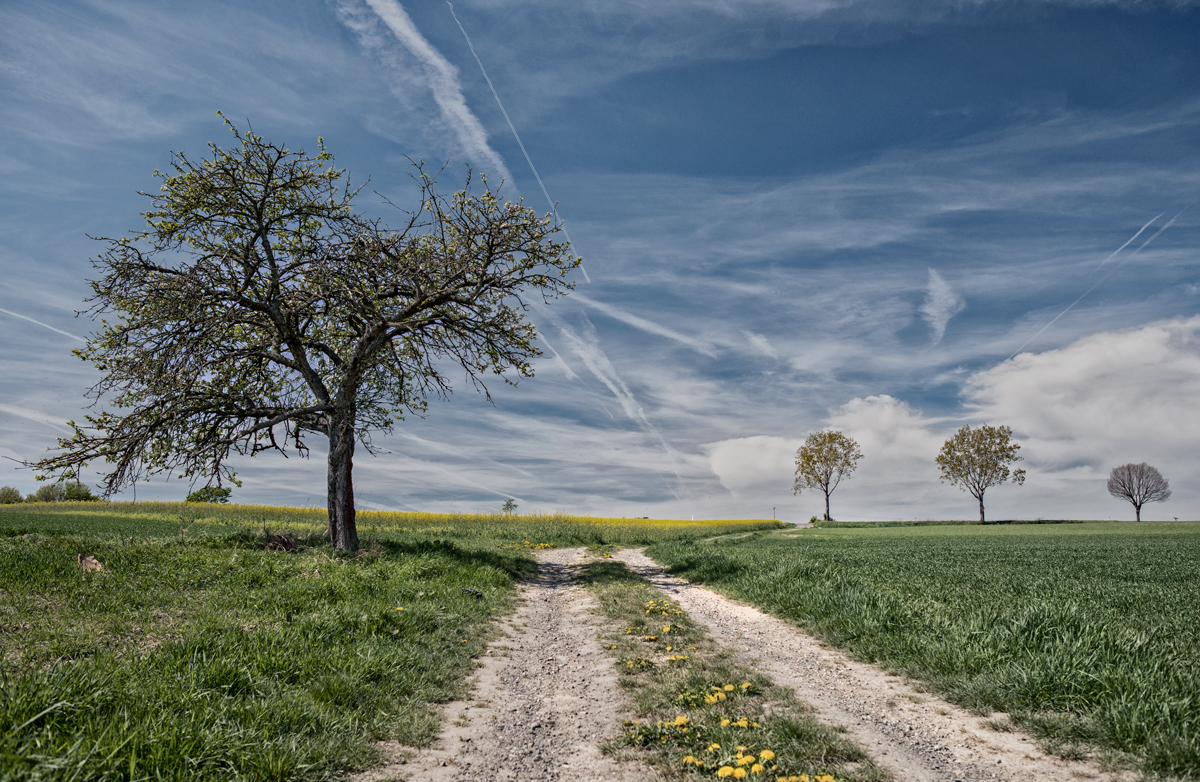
[357,548,652,782]
[615,547,1131,782]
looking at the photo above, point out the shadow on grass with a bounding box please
[209,529,540,581]
[575,559,649,587]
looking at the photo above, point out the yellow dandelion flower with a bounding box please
[738,755,756,766]
[666,646,673,651]
[663,625,671,632]
[718,768,735,778]
[752,765,765,774]
[395,607,405,611]
[717,692,727,701]
[673,715,689,726]
[733,769,748,779]
[736,718,749,728]
[752,722,762,728]
[741,682,752,689]
[708,743,721,751]
[760,750,775,761]
[721,718,731,726]
[683,756,698,765]
[815,775,835,782]
[777,778,789,782]
[737,746,747,752]
[705,695,718,704]
[724,684,736,692]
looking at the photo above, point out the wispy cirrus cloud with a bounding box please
[920,269,965,345]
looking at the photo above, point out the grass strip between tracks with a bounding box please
[577,554,885,782]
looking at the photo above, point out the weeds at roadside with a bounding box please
[576,560,886,782]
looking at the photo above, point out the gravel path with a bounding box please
[357,548,652,782]
[615,548,1130,782]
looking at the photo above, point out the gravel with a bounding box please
[356,548,652,782]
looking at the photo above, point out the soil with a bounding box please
[355,545,1135,782]
[354,548,653,782]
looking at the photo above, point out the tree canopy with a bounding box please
[935,424,1025,522]
[1107,462,1170,521]
[793,430,863,521]
[33,118,579,550]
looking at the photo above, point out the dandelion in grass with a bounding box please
[760,750,775,761]
[718,768,735,778]
[733,769,747,779]
[736,718,749,728]
[395,607,405,611]
[662,625,671,633]
[708,743,721,751]
[705,695,718,704]
[741,682,752,689]
[724,684,735,692]
[721,718,731,726]
[683,755,698,765]
[738,755,756,766]
[752,765,765,774]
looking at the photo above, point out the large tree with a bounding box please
[936,424,1026,522]
[33,119,578,550]
[793,430,863,521]
[1107,462,1171,521]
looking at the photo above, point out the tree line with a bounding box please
[793,426,1171,522]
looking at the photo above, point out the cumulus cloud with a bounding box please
[919,268,965,345]
[808,320,1200,520]
[966,317,1200,464]
[705,435,798,498]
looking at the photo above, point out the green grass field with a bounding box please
[0,503,778,781]
[647,522,1200,779]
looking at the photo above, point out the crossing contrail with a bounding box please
[1007,207,1187,360]
[446,2,591,283]
[1096,212,1162,270]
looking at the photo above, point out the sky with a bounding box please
[1,0,1198,522]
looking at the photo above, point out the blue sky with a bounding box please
[2,0,1198,521]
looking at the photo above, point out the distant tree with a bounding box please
[186,485,233,504]
[62,481,97,501]
[936,424,1026,522]
[28,483,67,503]
[793,430,863,521]
[0,486,22,504]
[30,118,578,551]
[501,498,518,515]
[1107,462,1170,521]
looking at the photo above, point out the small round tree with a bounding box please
[1107,462,1170,521]
[793,430,863,521]
[936,424,1025,522]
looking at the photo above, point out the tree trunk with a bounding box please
[824,491,831,522]
[1135,504,1142,522]
[327,416,358,552]
[978,493,986,523]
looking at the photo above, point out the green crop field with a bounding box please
[647,522,1200,779]
[0,503,778,781]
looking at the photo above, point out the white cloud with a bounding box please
[966,316,1200,465]
[705,435,798,498]
[919,268,966,345]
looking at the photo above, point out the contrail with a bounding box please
[1096,213,1162,270]
[0,308,85,342]
[340,0,512,181]
[446,2,591,283]
[1007,207,1188,360]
